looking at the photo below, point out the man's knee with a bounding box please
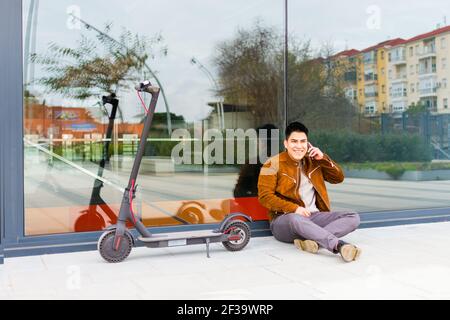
[285,213,310,225]
[348,212,361,230]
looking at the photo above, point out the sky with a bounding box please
[24,0,450,123]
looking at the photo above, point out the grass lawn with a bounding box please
[342,162,450,179]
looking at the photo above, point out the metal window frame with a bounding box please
[1,0,450,264]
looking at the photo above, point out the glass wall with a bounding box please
[23,0,284,235]
[288,0,450,213]
[23,0,450,237]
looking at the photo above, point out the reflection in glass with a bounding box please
[23,0,284,235]
[287,0,450,214]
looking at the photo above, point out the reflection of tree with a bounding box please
[288,48,358,131]
[31,24,166,103]
[213,21,359,131]
[214,22,283,127]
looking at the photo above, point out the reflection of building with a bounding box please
[388,26,450,115]
[24,103,144,139]
[331,49,360,107]
[335,26,450,116]
[356,39,406,116]
[206,103,257,130]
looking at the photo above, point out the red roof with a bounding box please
[406,25,450,43]
[361,38,406,53]
[333,49,360,58]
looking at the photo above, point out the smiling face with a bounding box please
[284,131,308,161]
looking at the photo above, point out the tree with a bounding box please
[31,24,167,108]
[213,21,284,127]
[287,41,359,131]
[213,21,358,131]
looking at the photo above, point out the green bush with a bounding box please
[309,130,433,163]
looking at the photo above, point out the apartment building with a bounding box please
[332,26,450,116]
[387,26,450,115]
[355,39,406,116]
[331,49,360,107]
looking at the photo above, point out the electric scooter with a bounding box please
[98,81,252,263]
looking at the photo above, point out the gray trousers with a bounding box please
[270,211,361,252]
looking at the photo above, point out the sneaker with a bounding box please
[294,239,319,254]
[337,241,362,262]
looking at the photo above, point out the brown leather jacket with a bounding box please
[257,151,344,221]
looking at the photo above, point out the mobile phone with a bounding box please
[306,142,313,157]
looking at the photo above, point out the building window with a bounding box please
[445,98,449,109]
[409,46,414,57]
[443,78,447,89]
[388,69,392,79]
[442,37,447,49]
[382,85,386,94]
[442,58,447,69]
[411,83,415,93]
[415,45,420,55]
[410,65,414,75]
[381,68,385,76]
[381,51,385,60]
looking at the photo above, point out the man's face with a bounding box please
[284,131,308,161]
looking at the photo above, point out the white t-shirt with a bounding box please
[299,169,320,213]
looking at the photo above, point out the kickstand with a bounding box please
[206,238,211,259]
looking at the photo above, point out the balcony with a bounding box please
[364,92,379,99]
[390,92,408,100]
[419,75,439,97]
[391,75,408,84]
[364,74,378,86]
[419,87,438,97]
[390,55,406,65]
[419,67,437,77]
[418,45,436,59]
[344,71,357,82]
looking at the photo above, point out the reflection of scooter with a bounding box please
[75,94,121,232]
[98,81,252,263]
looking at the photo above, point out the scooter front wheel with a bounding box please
[98,230,133,263]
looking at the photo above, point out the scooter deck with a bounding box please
[138,230,223,243]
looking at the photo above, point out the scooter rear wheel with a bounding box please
[98,230,133,263]
[222,220,251,252]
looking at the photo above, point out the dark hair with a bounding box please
[285,122,309,140]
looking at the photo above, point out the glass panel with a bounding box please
[288,0,450,213]
[23,0,284,235]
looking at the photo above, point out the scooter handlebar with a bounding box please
[135,81,160,94]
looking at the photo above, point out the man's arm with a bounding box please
[316,154,345,184]
[257,160,299,213]
[308,143,344,184]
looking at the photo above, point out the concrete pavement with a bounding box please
[1,222,450,300]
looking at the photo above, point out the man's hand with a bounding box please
[295,206,311,217]
[308,143,324,160]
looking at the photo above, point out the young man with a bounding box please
[258,122,362,262]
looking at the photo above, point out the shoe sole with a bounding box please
[294,239,319,254]
[340,244,362,262]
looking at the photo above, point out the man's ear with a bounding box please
[283,139,288,150]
